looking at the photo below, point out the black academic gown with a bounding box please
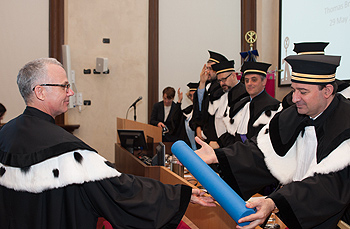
[191,80,224,142]
[207,82,248,146]
[170,103,194,147]
[219,90,281,147]
[0,107,191,229]
[215,94,350,228]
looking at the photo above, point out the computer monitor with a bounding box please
[117,129,148,154]
[152,142,165,166]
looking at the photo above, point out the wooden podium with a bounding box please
[115,118,238,228]
[117,117,162,143]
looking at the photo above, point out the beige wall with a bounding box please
[65,0,149,161]
[64,0,241,162]
[159,0,241,109]
[0,0,49,123]
[257,0,291,101]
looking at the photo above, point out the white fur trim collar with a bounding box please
[0,150,121,193]
[223,103,282,136]
[257,125,350,184]
[208,92,228,116]
[252,104,282,128]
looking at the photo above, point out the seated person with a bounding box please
[150,86,179,142]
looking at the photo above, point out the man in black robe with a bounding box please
[208,60,248,148]
[191,50,228,143]
[219,61,281,147]
[282,42,350,109]
[195,53,350,228]
[283,78,350,109]
[0,58,215,229]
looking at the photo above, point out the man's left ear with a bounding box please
[262,77,267,86]
[33,86,46,101]
[324,84,334,98]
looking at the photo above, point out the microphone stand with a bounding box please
[133,104,137,121]
[126,96,142,121]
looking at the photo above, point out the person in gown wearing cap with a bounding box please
[170,82,199,150]
[191,51,228,144]
[219,61,282,148]
[282,42,350,109]
[0,58,216,229]
[208,60,248,148]
[283,78,350,109]
[194,51,350,228]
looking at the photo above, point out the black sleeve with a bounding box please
[214,138,278,200]
[81,173,192,229]
[191,90,201,129]
[168,103,183,135]
[150,102,161,126]
[269,167,350,229]
[217,132,238,148]
[191,90,209,129]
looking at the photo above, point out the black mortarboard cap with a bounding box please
[293,42,329,55]
[285,54,341,84]
[241,61,271,77]
[208,50,228,63]
[187,82,199,91]
[211,60,235,75]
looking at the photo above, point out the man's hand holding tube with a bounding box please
[236,197,275,229]
[194,136,276,228]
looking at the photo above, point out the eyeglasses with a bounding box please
[217,72,232,83]
[32,83,71,92]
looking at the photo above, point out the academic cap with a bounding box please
[208,50,228,63]
[211,60,235,75]
[293,42,329,55]
[285,54,341,84]
[187,82,199,91]
[241,61,271,77]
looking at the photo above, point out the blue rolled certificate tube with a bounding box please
[171,140,255,226]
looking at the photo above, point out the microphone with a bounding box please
[129,96,142,108]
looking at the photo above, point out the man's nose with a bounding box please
[292,92,299,103]
[67,88,75,96]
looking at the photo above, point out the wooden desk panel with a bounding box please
[115,143,148,177]
[148,167,237,229]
